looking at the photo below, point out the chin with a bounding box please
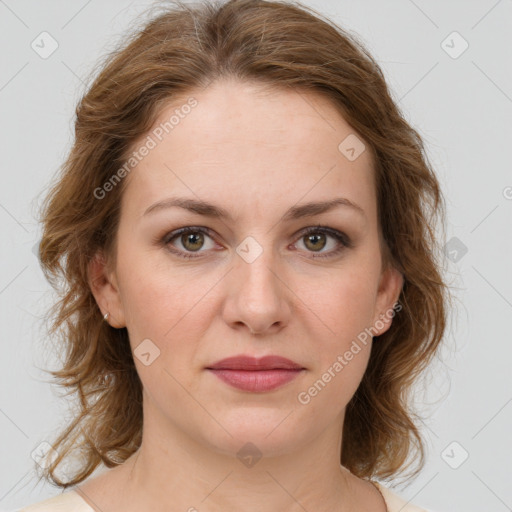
[196,406,313,459]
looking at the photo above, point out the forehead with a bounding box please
[120,79,376,224]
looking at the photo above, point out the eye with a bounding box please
[162,226,217,259]
[293,226,352,259]
[161,225,352,260]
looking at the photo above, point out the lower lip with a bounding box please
[207,369,304,392]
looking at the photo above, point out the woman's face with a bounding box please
[91,78,403,458]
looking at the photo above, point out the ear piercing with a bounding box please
[103,312,109,322]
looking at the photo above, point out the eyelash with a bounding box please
[160,225,353,260]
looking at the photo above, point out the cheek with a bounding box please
[298,282,375,414]
[116,249,219,357]
[117,265,213,398]
[300,263,379,393]
[308,265,379,342]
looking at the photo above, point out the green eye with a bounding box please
[295,226,352,259]
[162,225,352,260]
[163,227,215,259]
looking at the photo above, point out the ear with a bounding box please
[371,263,404,337]
[88,250,126,328]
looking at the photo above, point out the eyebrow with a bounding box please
[142,196,366,221]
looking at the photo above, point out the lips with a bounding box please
[206,355,305,392]
[207,355,304,371]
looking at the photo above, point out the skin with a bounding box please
[84,78,403,512]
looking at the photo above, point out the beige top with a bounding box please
[18,482,429,511]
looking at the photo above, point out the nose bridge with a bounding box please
[225,233,290,334]
[235,234,281,303]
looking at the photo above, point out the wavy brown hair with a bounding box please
[36,0,448,488]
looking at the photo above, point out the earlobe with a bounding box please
[87,251,126,328]
[372,264,404,337]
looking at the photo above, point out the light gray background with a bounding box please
[1,1,511,511]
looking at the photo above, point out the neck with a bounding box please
[128,420,351,511]
[77,395,385,512]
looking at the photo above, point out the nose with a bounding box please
[221,244,292,336]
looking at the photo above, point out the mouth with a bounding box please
[206,355,305,392]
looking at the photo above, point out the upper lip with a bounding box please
[206,355,304,371]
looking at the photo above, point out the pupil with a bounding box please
[306,233,325,251]
[184,232,203,251]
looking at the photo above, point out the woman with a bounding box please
[21,0,448,510]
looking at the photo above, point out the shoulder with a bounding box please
[375,481,430,512]
[17,490,94,512]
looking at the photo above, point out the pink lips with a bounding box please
[206,355,305,392]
